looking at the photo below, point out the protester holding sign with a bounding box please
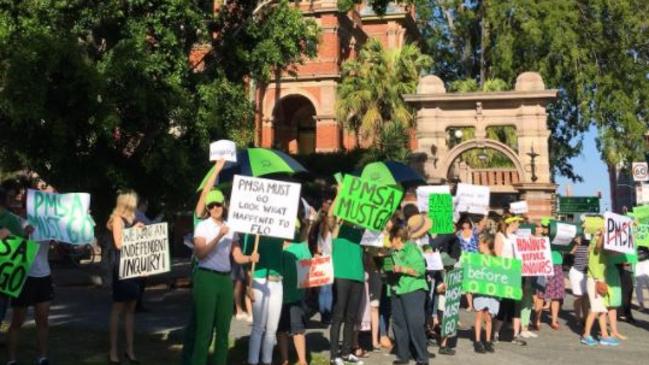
[569,235,590,325]
[544,219,566,331]
[473,232,499,354]
[457,216,479,312]
[107,190,145,364]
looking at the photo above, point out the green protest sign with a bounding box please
[428,194,454,234]
[26,189,95,245]
[633,205,649,223]
[635,224,649,248]
[333,175,403,231]
[441,268,463,337]
[461,252,522,300]
[0,236,39,298]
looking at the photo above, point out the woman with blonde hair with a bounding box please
[107,190,144,364]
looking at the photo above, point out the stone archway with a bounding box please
[271,94,317,154]
[442,139,526,184]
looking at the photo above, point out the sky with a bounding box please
[555,126,611,211]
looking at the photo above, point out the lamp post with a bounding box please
[527,146,539,182]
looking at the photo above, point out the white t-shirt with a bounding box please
[318,231,332,256]
[194,219,237,272]
[498,232,517,259]
[28,241,51,278]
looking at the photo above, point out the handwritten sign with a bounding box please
[428,194,454,234]
[0,236,39,297]
[416,185,450,212]
[634,224,649,248]
[604,212,634,254]
[334,175,403,231]
[461,252,522,300]
[209,140,237,162]
[633,205,649,223]
[296,256,334,288]
[455,183,490,215]
[118,223,170,280]
[514,236,553,276]
[360,230,384,247]
[510,201,528,214]
[441,268,463,337]
[26,189,95,245]
[228,175,301,240]
[424,251,443,271]
[551,222,576,246]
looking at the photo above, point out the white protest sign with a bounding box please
[632,162,649,182]
[228,175,301,240]
[209,140,237,162]
[455,183,490,215]
[119,223,170,279]
[297,256,334,288]
[510,201,528,214]
[416,185,451,212]
[552,223,577,246]
[424,251,444,271]
[603,212,634,254]
[360,229,384,247]
[26,189,95,245]
[516,228,532,237]
[514,235,553,276]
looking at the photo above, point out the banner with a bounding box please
[209,139,237,162]
[634,224,649,248]
[584,216,605,235]
[334,175,403,231]
[604,212,634,254]
[118,223,170,280]
[428,194,454,234]
[461,252,522,300]
[416,185,450,213]
[510,201,528,214]
[228,175,302,240]
[551,222,577,246]
[26,189,95,245]
[0,236,39,297]
[296,255,334,288]
[514,236,553,276]
[455,183,490,215]
[441,268,463,337]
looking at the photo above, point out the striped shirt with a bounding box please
[573,244,589,272]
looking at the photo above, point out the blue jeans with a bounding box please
[319,284,333,314]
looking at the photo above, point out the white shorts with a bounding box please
[569,267,587,297]
[635,260,649,278]
[586,277,607,313]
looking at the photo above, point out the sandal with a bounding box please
[353,348,368,358]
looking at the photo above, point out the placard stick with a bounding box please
[247,234,260,302]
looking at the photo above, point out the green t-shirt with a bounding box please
[242,234,284,278]
[391,241,427,295]
[0,209,25,237]
[282,241,312,303]
[551,250,563,265]
[587,242,606,280]
[332,224,364,282]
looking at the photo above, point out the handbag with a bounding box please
[595,281,608,296]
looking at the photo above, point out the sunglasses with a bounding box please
[207,202,223,210]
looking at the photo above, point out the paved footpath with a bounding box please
[3,265,649,365]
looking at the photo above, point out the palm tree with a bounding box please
[336,39,432,156]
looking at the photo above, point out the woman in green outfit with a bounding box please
[389,224,429,365]
[191,186,259,365]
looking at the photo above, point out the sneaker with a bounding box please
[235,313,247,321]
[580,336,597,346]
[331,358,345,365]
[520,330,538,338]
[599,337,620,347]
[342,354,364,364]
[474,342,486,354]
[485,342,495,353]
[493,333,500,343]
[438,346,456,356]
[246,314,253,323]
[511,336,527,346]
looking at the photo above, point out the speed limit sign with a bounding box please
[633,162,649,182]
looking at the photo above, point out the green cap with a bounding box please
[206,189,225,205]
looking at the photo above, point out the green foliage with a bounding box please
[336,39,431,159]
[0,0,320,221]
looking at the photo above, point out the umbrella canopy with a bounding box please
[197,148,307,192]
[360,161,426,186]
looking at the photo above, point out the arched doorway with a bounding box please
[272,95,316,154]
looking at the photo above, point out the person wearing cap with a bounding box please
[190,188,259,365]
[389,224,429,365]
[493,215,526,346]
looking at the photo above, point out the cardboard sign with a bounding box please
[584,216,605,235]
[461,252,522,300]
[441,268,463,337]
[118,223,170,280]
[296,255,334,288]
[634,224,649,248]
[633,162,649,182]
[551,222,576,246]
[416,185,450,212]
[209,140,237,162]
[360,230,384,247]
[604,212,634,254]
[424,251,443,271]
[26,189,95,245]
[0,236,39,297]
[428,194,454,234]
[510,201,528,214]
[455,183,490,215]
[228,175,302,240]
[514,236,553,276]
[334,175,403,231]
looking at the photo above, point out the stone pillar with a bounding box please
[514,183,557,220]
[261,118,274,148]
[316,116,340,152]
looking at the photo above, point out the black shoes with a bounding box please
[485,341,495,353]
[438,346,455,355]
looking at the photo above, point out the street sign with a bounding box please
[557,196,600,214]
[633,162,649,182]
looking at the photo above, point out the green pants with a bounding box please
[185,269,233,365]
[520,279,533,328]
